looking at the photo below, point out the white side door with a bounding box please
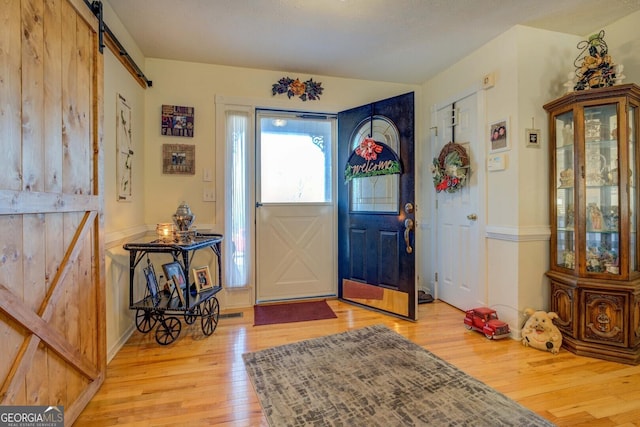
[255,111,336,302]
[434,93,485,310]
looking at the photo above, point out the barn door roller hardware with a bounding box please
[84,0,153,88]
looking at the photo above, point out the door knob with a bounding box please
[467,213,477,221]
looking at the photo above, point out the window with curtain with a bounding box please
[224,111,251,288]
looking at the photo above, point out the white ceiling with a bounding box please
[107,0,640,84]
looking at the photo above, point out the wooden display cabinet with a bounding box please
[544,84,640,364]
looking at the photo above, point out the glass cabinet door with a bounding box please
[584,103,619,275]
[555,111,575,270]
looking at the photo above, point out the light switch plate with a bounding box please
[203,168,212,182]
[203,187,215,202]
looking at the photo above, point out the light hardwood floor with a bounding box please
[76,300,640,426]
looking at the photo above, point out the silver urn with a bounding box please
[172,201,195,231]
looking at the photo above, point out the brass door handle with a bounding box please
[404,218,414,254]
[467,213,477,221]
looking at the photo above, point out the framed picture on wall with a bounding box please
[162,144,195,175]
[116,94,134,201]
[525,128,541,148]
[161,104,194,137]
[489,119,509,153]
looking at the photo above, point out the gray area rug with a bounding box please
[242,324,555,426]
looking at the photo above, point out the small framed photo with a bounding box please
[193,265,214,292]
[162,262,187,305]
[143,263,160,300]
[168,277,186,306]
[489,119,509,153]
[526,128,541,148]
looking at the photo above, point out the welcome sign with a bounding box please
[345,138,401,182]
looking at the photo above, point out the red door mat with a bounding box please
[253,300,337,326]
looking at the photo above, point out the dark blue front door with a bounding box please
[337,92,416,320]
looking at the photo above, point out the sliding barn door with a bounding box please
[0,0,105,424]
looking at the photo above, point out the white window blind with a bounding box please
[224,110,252,288]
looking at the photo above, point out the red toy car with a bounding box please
[464,307,511,339]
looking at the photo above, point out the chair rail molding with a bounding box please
[485,225,551,242]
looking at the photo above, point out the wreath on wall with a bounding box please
[431,142,470,193]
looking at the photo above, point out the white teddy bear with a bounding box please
[521,308,563,354]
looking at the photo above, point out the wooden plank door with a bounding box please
[0,0,105,424]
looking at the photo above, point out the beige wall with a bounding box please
[142,58,419,309]
[102,37,418,355]
[420,16,640,332]
[103,47,147,360]
[101,3,640,355]
[142,58,418,230]
[602,10,640,84]
[102,1,148,360]
[103,0,147,238]
[422,26,583,331]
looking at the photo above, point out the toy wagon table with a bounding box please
[123,233,223,345]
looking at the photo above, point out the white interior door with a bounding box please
[434,93,484,310]
[255,111,336,302]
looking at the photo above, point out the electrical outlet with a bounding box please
[203,187,215,202]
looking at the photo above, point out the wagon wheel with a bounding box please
[135,309,157,333]
[185,307,199,325]
[155,316,182,345]
[200,297,220,336]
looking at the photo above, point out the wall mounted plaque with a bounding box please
[161,104,194,137]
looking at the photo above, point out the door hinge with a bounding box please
[435,272,438,282]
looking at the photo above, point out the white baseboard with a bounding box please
[108,323,135,364]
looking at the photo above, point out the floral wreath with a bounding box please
[431,142,470,193]
[272,77,323,101]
